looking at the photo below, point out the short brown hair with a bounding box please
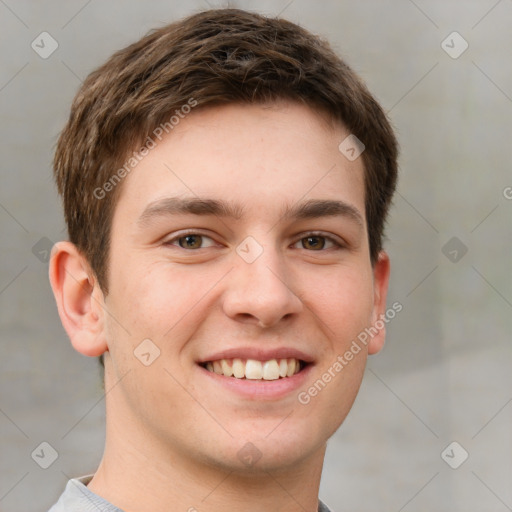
[54,8,398,294]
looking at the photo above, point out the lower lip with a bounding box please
[198,364,313,400]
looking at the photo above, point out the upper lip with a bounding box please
[197,347,315,364]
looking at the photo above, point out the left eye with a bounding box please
[294,235,337,251]
[169,234,216,249]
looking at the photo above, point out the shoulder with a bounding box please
[318,499,334,512]
[47,475,123,512]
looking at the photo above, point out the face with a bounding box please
[100,101,389,473]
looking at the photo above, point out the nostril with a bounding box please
[233,312,259,325]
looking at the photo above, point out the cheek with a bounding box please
[106,258,222,357]
[110,259,188,325]
[303,269,374,435]
[311,266,375,342]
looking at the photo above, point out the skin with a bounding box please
[50,101,390,512]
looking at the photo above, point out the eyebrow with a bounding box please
[282,199,364,227]
[137,196,364,228]
[137,197,244,226]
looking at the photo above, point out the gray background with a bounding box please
[1,1,511,511]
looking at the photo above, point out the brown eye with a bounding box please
[301,236,326,250]
[178,235,203,249]
[167,233,217,250]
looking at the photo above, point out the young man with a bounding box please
[48,8,398,512]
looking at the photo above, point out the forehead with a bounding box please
[113,101,366,224]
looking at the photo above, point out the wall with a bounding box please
[0,1,510,511]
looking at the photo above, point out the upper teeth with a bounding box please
[205,358,301,380]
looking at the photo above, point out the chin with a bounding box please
[197,420,329,474]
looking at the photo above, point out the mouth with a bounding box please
[200,358,307,380]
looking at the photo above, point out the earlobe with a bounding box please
[367,251,390,355]
[49,241,108,357]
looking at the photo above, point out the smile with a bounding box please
[202,358,304,380]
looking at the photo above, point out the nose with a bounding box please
[221,246,303,328]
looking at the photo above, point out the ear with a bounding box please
[367,250,391,355]
[49,241,108,357]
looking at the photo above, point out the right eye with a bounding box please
[166,233,217,250]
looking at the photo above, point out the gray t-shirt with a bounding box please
[48,474,333,512]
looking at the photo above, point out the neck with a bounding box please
[88,416,325,512]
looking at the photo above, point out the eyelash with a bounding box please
[292,232,344,251]
[164,230,218,249]
[164,231,345,251]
